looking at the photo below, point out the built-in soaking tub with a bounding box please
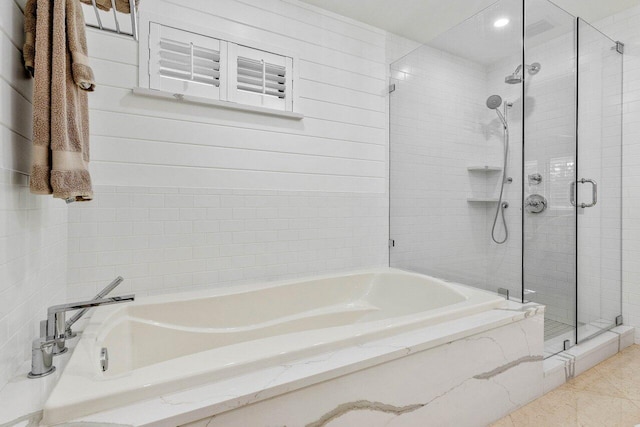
[43,268,506,424]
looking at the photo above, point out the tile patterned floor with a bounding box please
[492,344,640,427]
[545,319,575,340]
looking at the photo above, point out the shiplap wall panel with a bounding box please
[88,85,384,145]
[153,2,387,78]
[90,75,387,137]
[0,34,31,97]
[159,0,385,66]
[91,137,385,177]
[89,112,386,161]
[89,163,385,192]
[85,30,138,64]
[298,61,384,95]
[236,0,387,48]
[0,78,32,142]
[85,0,388,193]
[298,80,386,111]
[0,125,30,174]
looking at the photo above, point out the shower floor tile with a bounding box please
[545,318,575,340]
[492,345,640,427]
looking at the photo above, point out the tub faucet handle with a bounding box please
[28,338,56,378]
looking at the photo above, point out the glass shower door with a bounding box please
[522,0,578,357]
[576,19,623,342]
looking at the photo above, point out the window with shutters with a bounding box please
[228,45,293,111]
[144,21,297,114]
[149,23,226,100]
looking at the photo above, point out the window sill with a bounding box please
[132,88,304,120]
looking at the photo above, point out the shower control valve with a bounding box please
[524,194,547,214]
[528,173,542,185]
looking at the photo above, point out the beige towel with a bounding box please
[79,0,139,14]
[24,0,95,201]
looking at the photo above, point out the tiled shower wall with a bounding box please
[0,0,68,389]
[599,5,640,343]
[486,17,579,327]
[388,44,497,289]
[390,3,635,337]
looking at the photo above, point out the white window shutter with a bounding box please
[149,23,227,100]
[228,44,293,111]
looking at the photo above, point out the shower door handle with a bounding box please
[570,178,598,208]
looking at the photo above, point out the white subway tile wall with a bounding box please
[67,186,387,298]
[0,0,69,389]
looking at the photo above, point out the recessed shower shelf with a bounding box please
[467,198,499,203]
[467,166,502,172]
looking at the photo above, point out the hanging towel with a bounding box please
[24,0,95,201]
[79,0,139,14]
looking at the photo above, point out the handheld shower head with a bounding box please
[486,95,507,128]
[486,94,502,110]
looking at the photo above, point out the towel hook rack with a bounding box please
[82,0,138,41]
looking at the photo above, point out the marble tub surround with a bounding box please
[42,269,506,424]
[492,344,640,427]
[55,302,543,426]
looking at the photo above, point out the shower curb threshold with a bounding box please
[543,325,635,394]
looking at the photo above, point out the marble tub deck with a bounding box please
[492,344,640,427]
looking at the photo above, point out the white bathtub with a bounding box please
[43,268,505,424]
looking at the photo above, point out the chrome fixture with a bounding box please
[525,194,547,213]
[528,173,542,185]
[570,178,598,208]
[28,338,56,378]
[65,276,125,338]
[505,62,541,84]
[46,295,135,355]
[486,95,511,244]
[486,95,507,128]
[100,347,109,372]
[84,0,139,40]
[29,294,135,379]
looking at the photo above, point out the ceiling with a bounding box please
[298,0,640,44]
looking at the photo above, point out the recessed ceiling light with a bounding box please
[494,18,510,28]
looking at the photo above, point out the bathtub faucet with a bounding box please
[29,294,135,379]
[65,276,125,339]
[47,294,135,354]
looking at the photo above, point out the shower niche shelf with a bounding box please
[467,197,499,203]
[467,166,502,172]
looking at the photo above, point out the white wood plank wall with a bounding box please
[86,0,389,193]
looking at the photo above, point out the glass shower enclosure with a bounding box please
[389,0,623,357]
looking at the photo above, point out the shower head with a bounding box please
[505,73,523,84]
[504,62,541,84]
[486,94,507,128]
[486,94,503,110]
